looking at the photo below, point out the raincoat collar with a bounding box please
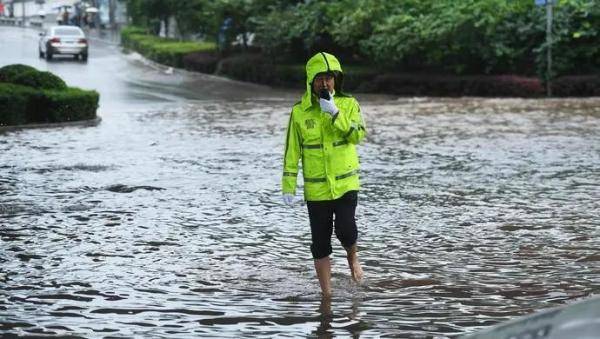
[300,52,343,111]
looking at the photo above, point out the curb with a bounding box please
[0,116,102,133]
[84,28,121,46]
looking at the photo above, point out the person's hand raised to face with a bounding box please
[313,73,338,116]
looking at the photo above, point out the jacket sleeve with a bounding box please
[282,109,301,194]
[332,98,366,144]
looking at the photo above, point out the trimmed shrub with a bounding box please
[42,88,99,122]
[121,26,216,68]
[0,64,38,83]
[149,41,215,68]
[462,75,544,97]
[216,54,275,84]
[11,70,67,90]
[216,55,304,88]
[182,50,219,74]
[215,56,371,92]
[552,75,600,97]
[274,64,305,88]
[215,60,377,92]
[120,26,148,50]
[340,65,379,92]
[0,65,98,126]
[121,26,147,38]
[358,74,544,97]
[0,83,38,125]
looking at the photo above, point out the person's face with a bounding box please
[312,73,335,94]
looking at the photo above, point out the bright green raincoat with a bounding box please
[282,52,366,201]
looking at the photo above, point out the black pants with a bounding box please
[306,190,358,259]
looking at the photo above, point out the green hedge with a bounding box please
[0,65,98,126]
[338,65,380,92]
[121,26,216,68]
[121,26,147,38]
[214,55,304,88]
[182,50,220,74]
[0,64,38,83]
[216,54,274,84]
[43,88,99,122]
[355,74,545,97]
[12,70,67,90]
[551,75,600,97]
[215,56,376,92]
[0,83,38,125]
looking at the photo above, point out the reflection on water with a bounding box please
[1,97,599,338]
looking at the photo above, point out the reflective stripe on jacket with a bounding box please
[282,52,366,201]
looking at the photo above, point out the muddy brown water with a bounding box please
[2,94,599,338]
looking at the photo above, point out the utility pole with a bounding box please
[109,0,115,28]
[22,0,26,27]
[535,0,554,97]
[546,1,553,97]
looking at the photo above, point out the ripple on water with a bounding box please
[0,98,599,337]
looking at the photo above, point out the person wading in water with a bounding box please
[282,52,367,298]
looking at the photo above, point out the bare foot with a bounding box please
[314,257,332,298]
[319,295,333,317]
[349,257,363,282]
[345,244,364,282]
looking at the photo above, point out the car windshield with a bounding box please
[54,28,82,36]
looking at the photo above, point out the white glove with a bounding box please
[282,193,295,206]
[319,95,339,116]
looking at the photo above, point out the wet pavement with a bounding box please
[1,26,600,338]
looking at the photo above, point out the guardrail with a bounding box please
[29,19,43,27]
[0,17,24,26]
[0,17,44,27]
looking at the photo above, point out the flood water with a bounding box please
[2,94,599,338]
[1,25,600,339]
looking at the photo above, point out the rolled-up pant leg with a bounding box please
[307,191,358,259]
[307,200,334,259]
[333,190,358,248]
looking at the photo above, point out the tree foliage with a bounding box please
[124,0,599,76]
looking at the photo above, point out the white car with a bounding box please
[39,26,88,61]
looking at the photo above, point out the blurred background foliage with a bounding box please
[124,0,599,77]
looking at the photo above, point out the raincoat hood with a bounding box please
[300,52,345,111]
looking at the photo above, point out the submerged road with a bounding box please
[1,25,600,338]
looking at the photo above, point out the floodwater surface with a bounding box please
[2,97,599,338]
[1,26,600,338]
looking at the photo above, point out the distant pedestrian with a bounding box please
[62,10,69,25]
[218,16,234,53]
[282,52,367,298]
